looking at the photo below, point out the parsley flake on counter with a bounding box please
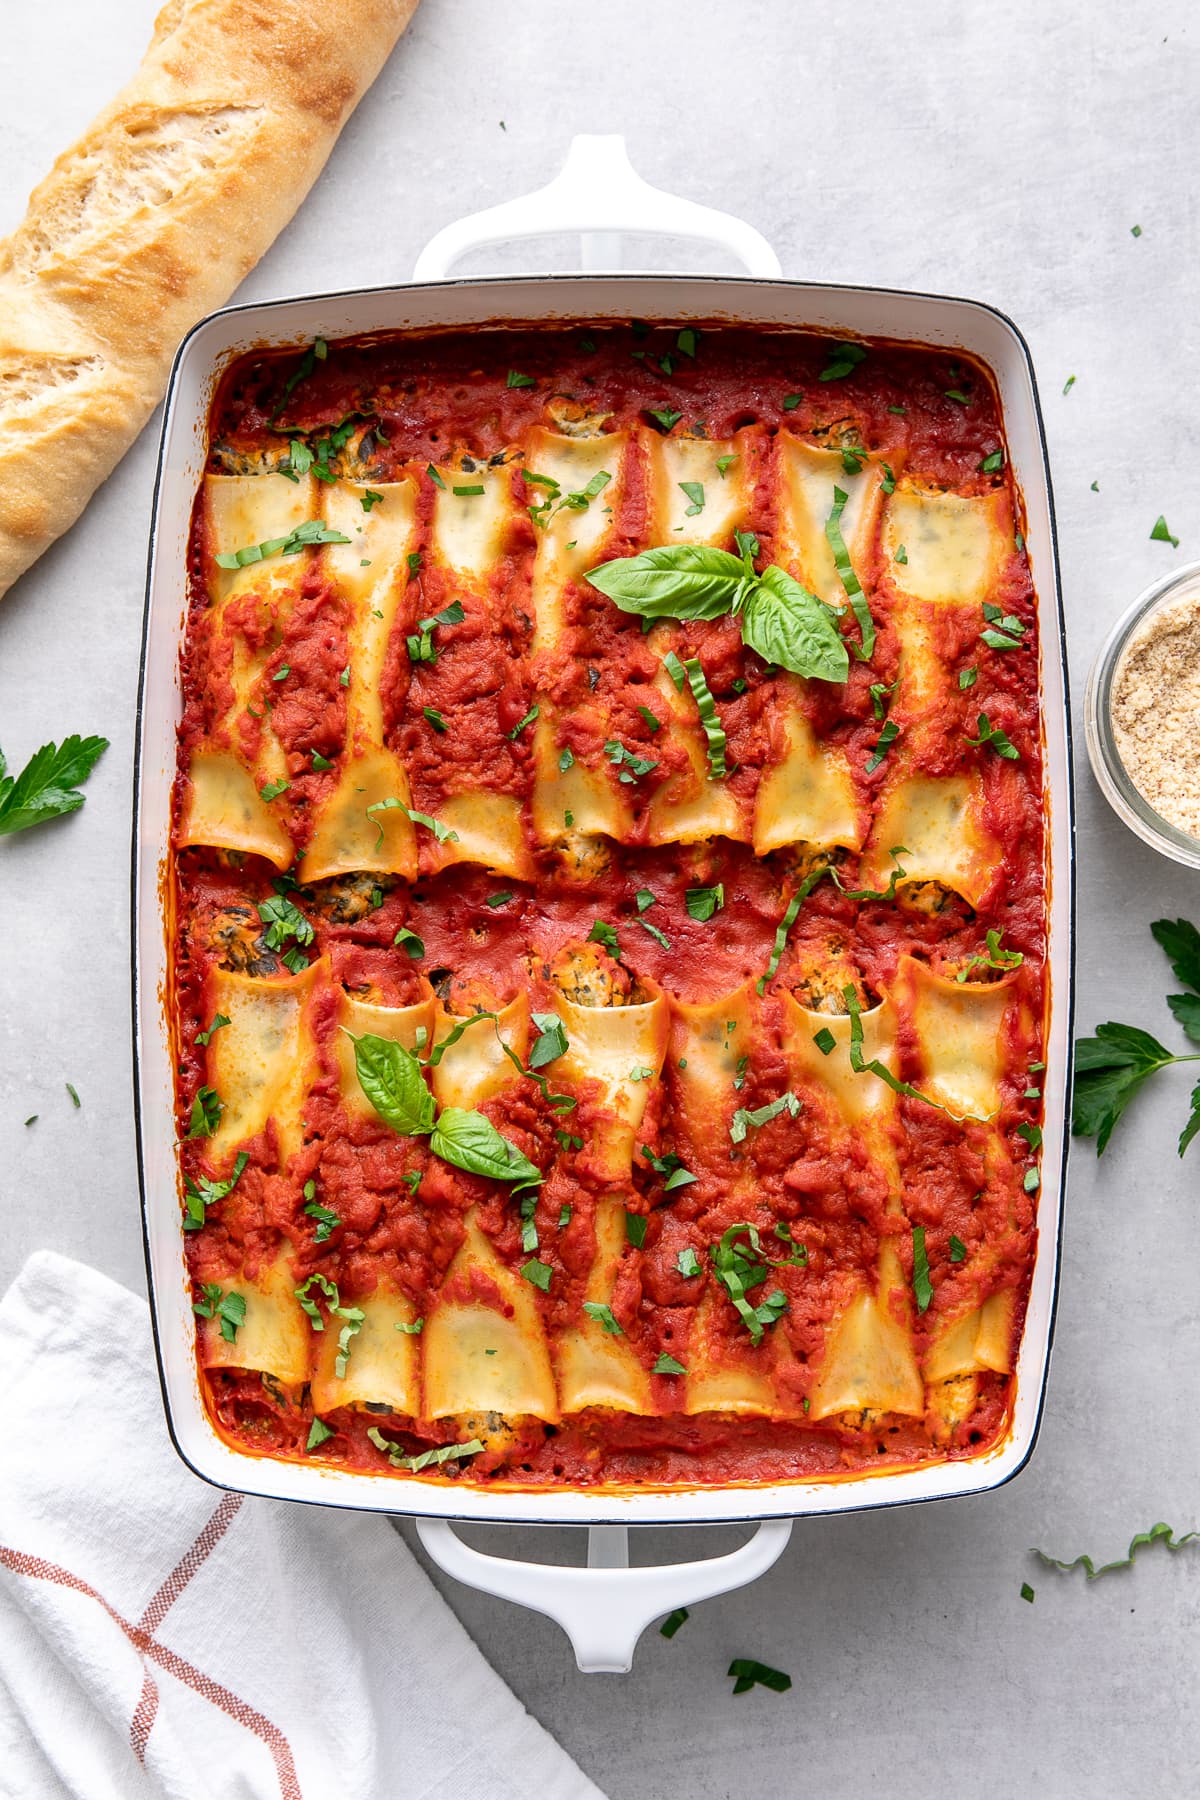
[1150,515,1180,547]
[660,1606,689,1636]
[0,734,109,838]
[728,1658,792,1695]
[65,1082,81,1109]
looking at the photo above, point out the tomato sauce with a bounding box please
[177,321,1045,1490]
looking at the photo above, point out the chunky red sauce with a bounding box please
[174,321,1044,1490]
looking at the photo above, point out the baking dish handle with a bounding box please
[412,134,782,281]
[415,1517,792,1673]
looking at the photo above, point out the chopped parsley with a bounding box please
[653,1353,687,1377]
[187,1086,223,1139]
[195,1013,230,1047]
[625,1210,648,1249]
[686,883,725,922]
[1151,515,1180,548]
[676,1248,702,1278]
[818,342,867,382]
[583,1302,624,1336]
[192,1284,246,1343]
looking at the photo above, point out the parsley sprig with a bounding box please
[1073,917,1200,1154]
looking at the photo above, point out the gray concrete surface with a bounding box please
[2,3,1198,1795]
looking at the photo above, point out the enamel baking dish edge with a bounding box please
[132,271,1073,1529]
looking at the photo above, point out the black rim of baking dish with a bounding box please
[130,270,1074,1528]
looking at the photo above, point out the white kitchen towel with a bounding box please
[0,1252,605,1800]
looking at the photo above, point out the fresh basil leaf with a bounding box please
[583,1301,624,1336]
[653,1354,687,1377]
[393,926,424,959]
[586,543,749,620]
[351,1033,435,1136]
[686,883,725,922]
[0,734,110,837]
[676,1248,702,1278]
[529,1012,569,1069]
[521,1258,553,1291]
[625,1210,648,1248]
[740,564,849,684]
[1167,993,1200,1044]
[430,1107,542,1186]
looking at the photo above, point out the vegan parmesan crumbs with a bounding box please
[1112,595,1200,838]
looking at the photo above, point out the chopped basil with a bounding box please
[676,1248,702,1278]
[911,1226,933,1313]
[605,738,658,782]
[367,1428,485,1472]
[310,751,333,770]
[959,666,978,689]
[1024,1168,1040,1192]
[981,602,1026,651]
[281,946,309,975]
[1131,223,1143,237]
[521,1258,553,1291]
[305,1417,335,1452]
[393,925,425,959]
[649,408,683,431]
[716,454,738,476]
[843,986,952,1117]
[453,484,485,498]
[506,370,537,388]
[686,884,725,922]
[979,450,1005,474]
[260,779,290,802]
[965,712,1020,759]
[426,464,447,489]
[304,1197,341,1243]
[869,679,897,721]
[1018,1121,1043,1150]
[583,1301,624,1336]
[625,1210,648,1248]
[272,664,290,682]
[559,746,575,771]
[529,1012,569,1069]
[819,341,867,382]
[257,894,314,953]
[948,1234,967,1263]
[679,656,727,779]
[183,1151,249,1231]
[214,519,351,568]
[840,445,869,475]
[881,462,897,495]
[956,927,1023,982]
[865,718,901,773]
[366,800,459,851]
[636,704,662,733]
[508,704,539,740]
[639,918,671,950]
[195,1013,230,1047]
[407,551,422,576]
[813,1027,836,1056]
[339,665,350,686]
[1151,515,1180,547]
[187,1085,223,1139]
[730,1091,800,1143]
[711,1223,796,1343]
[944,388,971,405]
[679,480,705,517]
[486,891,514,908]
[268,337,327,422]
[395,1317,424,1334]
[423,706,448,733]
[558,1203,573,1226]
[677,328,698,357]
[361,489,384,511]
[635,888,657,913]
[193,1284,246,1344]
[24,1116,36,1127]
[826,485,875,660]
[894,543,908,564]
[782,393,802,410]
[653,1354,687,1378]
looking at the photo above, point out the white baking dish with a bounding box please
[132,138,1074,1669]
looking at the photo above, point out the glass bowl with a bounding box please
[1084,560,1200,870]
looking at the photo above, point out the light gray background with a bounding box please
[1,4,1197,1796]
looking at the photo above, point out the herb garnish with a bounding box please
[406,599,465,664]
[865,718,900,773]
[728,1658,792,1695]
[730,1091,800,1143]
[679,481,705,517]
[583,1302,624,1335]
[711,1223,804,1343]
[365,800,459,852]
[183,1150,249,1231]
[187,1086,223,1139]
[965,713,1019,759]
[193,1285,246,1343]
[653,1354,687,1378]
[825,486,875,660]
[195,1013,230,1047]
[215,519,350,569]
[586,532,849,685]
[819,342,867,382]
[257,894,314,955]
[294,1272,366,1377]
[1033,1521,1198,1581]
[605,738,658,782]
[269,337,327,422]
[911,1226,933,1313]
[676,1248,702,1278]
[423,707,448,733]
[844,986,954,1117]
[1151,515,1180,547]
[686,884,725,921]
[981,602,1026,651]
[508,704,540,741]
[957,928,1023,982]
[367,1428,485,1472]
[0,735,109,837]
[506,370,537,388]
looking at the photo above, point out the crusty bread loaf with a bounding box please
[0,0,420,600]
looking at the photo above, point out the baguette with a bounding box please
[0,0,420,601]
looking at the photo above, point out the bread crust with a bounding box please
[0,0,420,598]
